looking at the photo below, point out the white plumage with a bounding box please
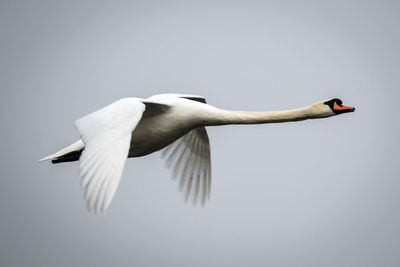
[39,94,354,214]
[75,98,145,214]
[161,127,211,206]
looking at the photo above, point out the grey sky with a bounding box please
[0,0,399,266]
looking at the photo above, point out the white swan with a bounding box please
[39,94,355,214]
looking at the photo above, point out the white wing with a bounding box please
[75,98,146,214]
[161,127,211,206]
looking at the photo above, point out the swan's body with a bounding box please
[39,94,355,214]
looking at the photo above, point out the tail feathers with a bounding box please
[38,140,84,163]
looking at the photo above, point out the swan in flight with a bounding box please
[39,94,355,214]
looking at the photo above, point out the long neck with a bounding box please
[205,106,315,126]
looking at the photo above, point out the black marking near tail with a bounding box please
[52,150,82,164]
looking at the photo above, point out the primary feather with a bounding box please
[75,98,146,214]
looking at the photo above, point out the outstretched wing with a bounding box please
[75,98,146,214]
[161,127,211,206]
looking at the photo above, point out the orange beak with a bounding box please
[333,102,355,112]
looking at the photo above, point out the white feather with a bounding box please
[161,127,211,206]
[75,98,145,214]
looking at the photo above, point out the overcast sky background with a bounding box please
[0,1,399,266]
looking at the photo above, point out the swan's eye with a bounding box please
[323,99,336,108]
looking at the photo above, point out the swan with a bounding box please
[39,94,355,214]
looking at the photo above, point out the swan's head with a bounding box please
[309,98,355,118]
